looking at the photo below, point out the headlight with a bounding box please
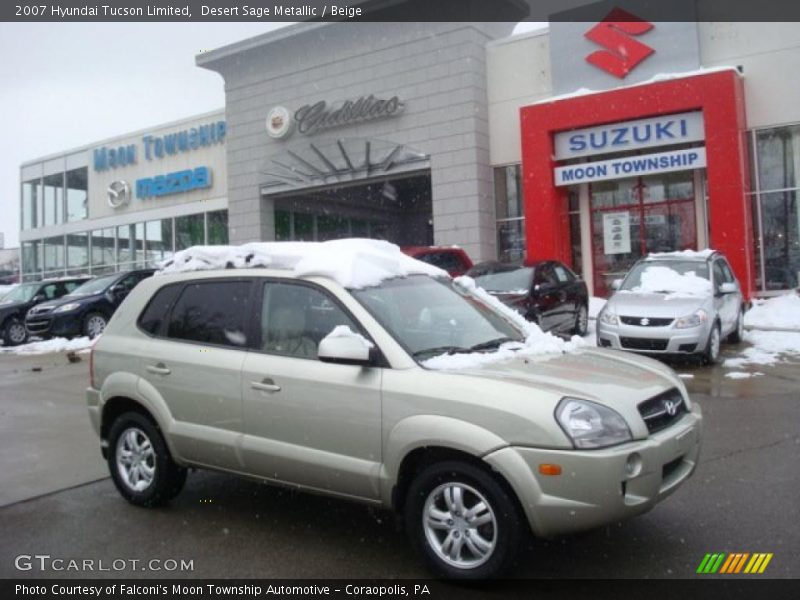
[675,308,707,329]
[53,303,81,313]
[555,398,632,449]
[599,309,618,326]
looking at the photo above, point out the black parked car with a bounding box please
[26,269,155,339]
[0,277,91,346]
[467,260,589,336]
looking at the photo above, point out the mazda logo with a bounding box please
[664,400,679,417]
[107,180,131,209]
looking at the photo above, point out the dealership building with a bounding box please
[19,18,800,298]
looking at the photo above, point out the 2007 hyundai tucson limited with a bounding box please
[87,240,702,579]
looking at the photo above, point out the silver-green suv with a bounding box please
[87,267,702,579]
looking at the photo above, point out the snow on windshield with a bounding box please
[421,276,583,370]
[647,249,715,260]
[623,264,712,298]
[158,239,446,289]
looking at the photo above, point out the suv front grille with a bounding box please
[620,337,668,351]
[638,388,686,434]
[620,316,674,327]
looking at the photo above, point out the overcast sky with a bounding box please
[0,21,543,250]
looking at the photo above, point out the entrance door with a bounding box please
[590,171,697,296]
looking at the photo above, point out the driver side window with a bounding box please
[534,264,558,288]
[260,282,362,360]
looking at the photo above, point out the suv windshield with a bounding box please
[472,267,533,293]
[67,273,119,296]
[1,283,39,304]
[621,260,710,294]
[351,275,524,360]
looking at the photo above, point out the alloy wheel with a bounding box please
[710,326,720,362]
[8,322,27,344]
[422,482,497,569]
[86,315,107,338]
[115,427,156,492]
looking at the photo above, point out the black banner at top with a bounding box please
[4,0,800,22]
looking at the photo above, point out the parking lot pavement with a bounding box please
[0,352,106,507]
[0,347,798,579]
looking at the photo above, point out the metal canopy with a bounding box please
[260,138,429,194]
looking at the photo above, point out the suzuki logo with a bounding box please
[585,8,655,79]
[640,318,650,326]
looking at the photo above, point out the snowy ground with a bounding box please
[0,336,93,355]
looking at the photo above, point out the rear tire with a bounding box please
[2,318,28,346]
[728,308,745,343]
[107,411,187,507]
[404,460,523,579]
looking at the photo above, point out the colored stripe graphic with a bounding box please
[698,553,773,574]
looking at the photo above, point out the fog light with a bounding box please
[625,453,642,478]
[538,464,562,476]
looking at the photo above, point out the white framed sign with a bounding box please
[603,212,631,255]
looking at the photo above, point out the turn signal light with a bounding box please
[538,464,562,476]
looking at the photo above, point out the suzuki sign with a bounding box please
[584,8,655,78]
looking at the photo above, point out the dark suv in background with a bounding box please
[26,269,154,339]
[0,277,90,345]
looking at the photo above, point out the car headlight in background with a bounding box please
[675,308,708,329]
[599,309,618,326]
[555,398,632,449]
[53,303,81,313]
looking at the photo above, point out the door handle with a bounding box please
[146,363,171,376]
[251,378,281,393]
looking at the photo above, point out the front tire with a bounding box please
[573,303,589,336]
[405,461,523,579]
[83,312,107,339]
[107,411,187,507]
[728,308,745,343]
[702,322,722,365]
[2,318,28,346]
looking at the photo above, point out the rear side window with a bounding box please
[138,284,182,336]
[166,281,251,347]
[418,251,466,272]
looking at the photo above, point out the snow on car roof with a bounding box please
[157,239,447,289]
[645,249,716,261]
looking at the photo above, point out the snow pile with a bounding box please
[724,330,800,368]
[589,296,606,319]
[422,276,584,370]
[744,293,800,331]
[647,249,715,260]
[158,239,446,289]
[1,336,93,355]
[631,266,712,298]
[724,371,764,380]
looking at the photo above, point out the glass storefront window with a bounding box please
[91,228,115,271]
[135,223,145,267]
[22,179,41,231]
[275,210,291,241]
[207,210,229,245]
[756,124,800,192]
[175,214,205,250]
[43,173,64,227]
[66,168,88,222]
[760,190,800,290]
[494,165,525,263]
[145,220,173,267]
[66,233,89,273]
[317,214,349,241]
[117,224,134,267]
[22,241,41,277]
[293,213,314,241]
[43,236,65,276]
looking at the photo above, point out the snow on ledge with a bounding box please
[158,239,447,289]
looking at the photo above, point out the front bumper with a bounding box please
[597,320,710,354]
[485,403,702,537]
[26,311,83,338]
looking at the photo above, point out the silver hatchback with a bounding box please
[597,251,745,363]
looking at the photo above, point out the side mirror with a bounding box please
[32,294,46,304]
[611,279,623,291]
[318,327,375,366]
[534,282,554,293]
[719,282,738,294]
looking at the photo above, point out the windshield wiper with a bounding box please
[469,337,518,352]
[412,345,472,358]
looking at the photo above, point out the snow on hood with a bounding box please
[625,265,711,299]
[157,239,447,289]
[422,276,584,370]
[745,293,800,330]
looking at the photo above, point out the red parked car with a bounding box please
[401,246,473,277]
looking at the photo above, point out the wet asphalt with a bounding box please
[0,341,798,579]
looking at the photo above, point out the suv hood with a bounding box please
[607,291,709,318]
[447,347,684,418]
